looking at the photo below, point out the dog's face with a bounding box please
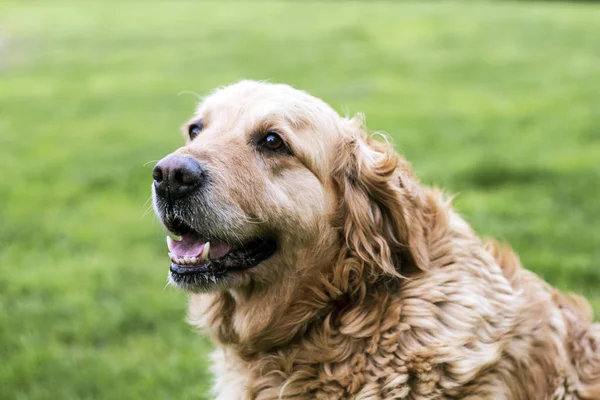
[152,81,346,292]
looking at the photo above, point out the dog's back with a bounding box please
[486,240,600,399]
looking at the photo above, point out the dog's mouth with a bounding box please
[164,217,277,290]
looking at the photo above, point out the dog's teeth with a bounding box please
[170,248,209,266]
[170,255,204,266]
[200,242,210,261]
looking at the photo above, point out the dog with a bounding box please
[152,80,599,399]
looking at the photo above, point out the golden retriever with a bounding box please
[152,80,599,399]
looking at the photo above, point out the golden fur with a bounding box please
[163,81,600,399]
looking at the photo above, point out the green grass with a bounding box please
[1,1,599,398]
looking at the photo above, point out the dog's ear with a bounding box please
[331,114,429,289]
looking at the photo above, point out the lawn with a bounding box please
[1,1,599,399]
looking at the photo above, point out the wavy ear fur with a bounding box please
[331,114,429,290]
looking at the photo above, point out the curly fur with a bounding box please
[165,81,600,399]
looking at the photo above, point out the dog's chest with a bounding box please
[206,263,572,399]
[209,294,520,399]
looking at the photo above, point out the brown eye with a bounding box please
[188,120,203,140]
[264,133,284,150]
[257,131,291,155]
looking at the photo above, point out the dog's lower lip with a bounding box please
[170,263,218,275]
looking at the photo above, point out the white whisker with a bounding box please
[177,90,204,101]
[141,204,155,220]
[141,196,155,219]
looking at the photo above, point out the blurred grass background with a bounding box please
[1,1,599,399]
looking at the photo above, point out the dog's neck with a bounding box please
[188,244,426,359]
[187,249,344,357]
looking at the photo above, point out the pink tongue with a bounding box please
[167,235,206,258]
[210,242,232,259]
[166,235,233,259]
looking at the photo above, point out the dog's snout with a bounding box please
[153,155,205,200]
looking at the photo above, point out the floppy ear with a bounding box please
[331,115,429,289]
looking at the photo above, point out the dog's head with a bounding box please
[152,81,428,294]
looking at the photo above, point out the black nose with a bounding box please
[153,156,205,200]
